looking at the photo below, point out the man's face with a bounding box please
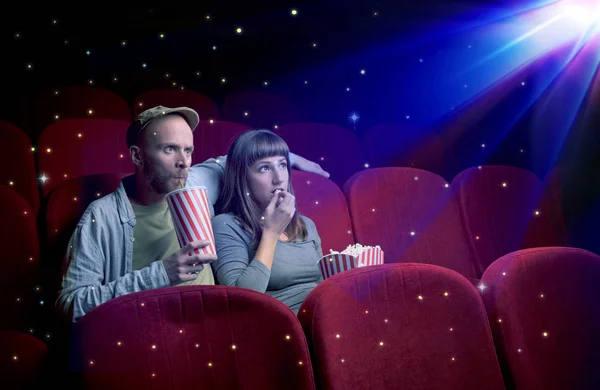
[138,115,194,195]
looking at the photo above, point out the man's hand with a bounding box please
[162,240,217,285]
[291,154,330,178]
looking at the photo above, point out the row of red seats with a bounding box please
[14,87,304,138]
[1,116,448,215]
[0,166,567,332]
[5,248,598,389]
[2,115,533,217]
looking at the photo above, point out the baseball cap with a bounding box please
[126,105,200,147]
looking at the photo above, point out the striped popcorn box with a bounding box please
[166,186,216,257]
[318,247,384,279]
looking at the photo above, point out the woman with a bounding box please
[211,129,323,314]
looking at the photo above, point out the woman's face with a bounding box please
[247,155,289,209]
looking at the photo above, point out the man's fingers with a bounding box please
[186,254,217,265]
[181,240,210,254]
[176,273,198,284]
[187,264,205,274]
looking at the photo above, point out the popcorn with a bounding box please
[330,243,382,257]
[319,243,385,279]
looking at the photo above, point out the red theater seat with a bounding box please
[278,123,366,188]
[344,167,477,279]
[192,120,252,163]
[363,123,450,178]
[451,165,568,277]
[298,263,505,390]
[133,89,220,122]
[37,119,133,196]
[222,90,301,128]
[480,247,600,389]
[69,286,315,390]
[0,120,40,214]
[292,171,355,254]
[34,86,131,138]
[0,187,40,331]
[0,331,48,389]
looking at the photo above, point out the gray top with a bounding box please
[211,213,324,314]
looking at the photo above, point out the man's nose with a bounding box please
[176,152,190,168]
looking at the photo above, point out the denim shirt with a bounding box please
[56,156,228,322]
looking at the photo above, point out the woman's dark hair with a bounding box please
[215,129,307,246]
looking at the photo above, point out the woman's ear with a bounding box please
[130,146,143,168]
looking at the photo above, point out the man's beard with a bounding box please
[143,162,176,195]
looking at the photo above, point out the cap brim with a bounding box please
[163,107,200,131]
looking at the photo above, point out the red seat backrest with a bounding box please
[192,120,252,163]
[37,119,133,196]
[344,167,477,279]
[481,247,600,389]
[299,263,505,390]
[34,86,131,137]
[70,286,316,390]
[278,123,367,188]
[292,171,355,254]
[0,187,40,331]
[221,90,301,128]
[451,165,568,276]
[0,120,40,213]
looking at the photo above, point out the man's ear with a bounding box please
[130,145,144,168]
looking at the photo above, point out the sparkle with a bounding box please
[349,112,360,123]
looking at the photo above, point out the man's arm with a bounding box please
[188,153,330,207]
[289,153,330,178]
[56,209,170,323]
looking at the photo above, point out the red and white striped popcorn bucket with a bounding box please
[166,186,216,256]
[318,247,385,279]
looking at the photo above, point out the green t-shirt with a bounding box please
[130,201,214,286]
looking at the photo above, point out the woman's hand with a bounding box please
[262,190,295,238]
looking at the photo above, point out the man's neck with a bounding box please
[125,174,166,206]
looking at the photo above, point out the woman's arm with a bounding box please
[212,217,271,292]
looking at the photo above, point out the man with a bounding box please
[56,106,329,322]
